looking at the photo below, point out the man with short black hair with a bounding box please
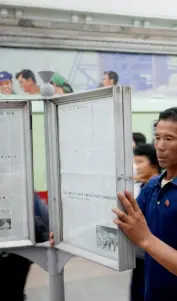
[102,71,118,87]
[16,69,40,94]
[113,107,177,301]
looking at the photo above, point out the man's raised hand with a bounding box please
[112,191,152,249]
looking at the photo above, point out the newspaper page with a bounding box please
[0,109,28,242]
[58,98,119,261]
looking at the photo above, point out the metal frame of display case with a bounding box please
[0,100,35,248]
[44,86,135,271]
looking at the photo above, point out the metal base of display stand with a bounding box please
[5,243,74,301]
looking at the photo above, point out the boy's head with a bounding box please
[134,143,161,183]
[132,132,146,149]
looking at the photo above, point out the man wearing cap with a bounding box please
[50,73,73,94]
[0,71,14,95]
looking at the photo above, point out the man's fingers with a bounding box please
[124,190,140,212]
[113,217,127,230]
[49,232,54,247]
[112,208,129,222]
[50,232,54,239]
[118,192,134,214]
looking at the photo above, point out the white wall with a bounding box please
[1,0,177,19]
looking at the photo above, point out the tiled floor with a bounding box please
[26,258,131,301]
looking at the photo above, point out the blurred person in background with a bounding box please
[50,73,73,94]
[0,71,14,94]
[132,132,146,149]
[16,69,40,95]
[132,132,147,179]
[0,193,52,301]
[152,120,158,143]
[131,143,161,301]
[102,71,118,87]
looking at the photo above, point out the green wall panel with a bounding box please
[132,112,159,143]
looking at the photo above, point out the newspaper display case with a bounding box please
[0,100,35,248]
[44,86,135,271]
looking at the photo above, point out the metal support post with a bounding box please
[48,248,65,301]
[41,72,67,301]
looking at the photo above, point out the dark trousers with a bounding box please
[130,258,145,301]
[0,253,31,301]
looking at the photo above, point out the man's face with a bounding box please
[134,155,154,181]
[0,80,13,94]
[18,75,32,93]
[154,120,177,169]
[103,74,113,87]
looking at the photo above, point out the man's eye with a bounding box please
[166,137,173,141]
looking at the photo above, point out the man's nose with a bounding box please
[156,140,165,151]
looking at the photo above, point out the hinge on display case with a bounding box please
[117,174,133,181]
[30,114,32,130]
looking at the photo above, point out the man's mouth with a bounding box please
[158,157,166,161]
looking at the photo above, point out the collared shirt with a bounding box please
[134,181,141,199]
[137,172,177,301]
[134,182,146,259]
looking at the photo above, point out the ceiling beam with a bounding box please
[1,5,177,53]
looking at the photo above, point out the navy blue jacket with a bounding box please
[34,193,49,242]
[137,172,177,301]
